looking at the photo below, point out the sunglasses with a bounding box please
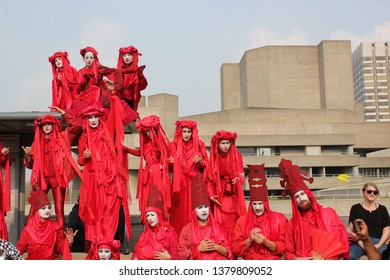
[366,190,379,195]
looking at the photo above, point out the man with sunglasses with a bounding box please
[348,182,390,259]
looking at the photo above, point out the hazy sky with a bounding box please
[1,0,390,116]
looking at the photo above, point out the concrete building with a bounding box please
[352,41,390,122]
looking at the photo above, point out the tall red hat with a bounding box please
[278,158,314,198]
[145,183,164,215]
[247,164,268,202]
[27,189,51,215]
[191,173,210,209]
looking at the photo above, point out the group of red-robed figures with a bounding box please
[0,45,350,260]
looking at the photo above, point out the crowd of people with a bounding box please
[0,45,389,261]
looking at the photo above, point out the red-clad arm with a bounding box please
[232,215,251,258]
[270,212,288,256]
[16,229,28,256]
[283,220,297,260]
[62,112,80,144]
[177,224,193,260]
[165,229,179,260]
[77,135,89,166]
[122,145,141,157]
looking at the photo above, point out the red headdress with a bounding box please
[85,236,121,260]
[80,46,99,60]
[191,172,210,209]
[117,46,141,70]
[145,183,164,215]
[27,189,51,216]
[80,106,105,120]
[278,158,313,198]
[248,164,269,203]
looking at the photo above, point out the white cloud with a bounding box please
[247,26,310,49]
[80,17,128,66]
[330,22,390,50]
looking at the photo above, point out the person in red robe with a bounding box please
[74,46,138,125]
[48,51,78,111]
[16,189,74,260]
[0,142,11,240]
[85,236,121,260]
[178,173,233,260]
[207,130,246,236]
[77,96,132,248]
[169,120,209,235]
[279,158,349,260]
[116,45,148,111]
[130,115,171,223]
[132,184,178,260]
[233,164,287,260]
[22,107,82,228]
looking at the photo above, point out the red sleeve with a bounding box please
[16,229,29,256]
[271,213,288,256]
[283,221,297,260]
[122,146,141,157]
[62,112,80,144]
[77,135,88,166]
[232,216,249,258]
[166,230,179,260]
[177,224,193,260]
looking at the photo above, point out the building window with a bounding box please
[237,146,256,156]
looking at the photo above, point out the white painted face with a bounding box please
[83,51,95,67]
[122,53,133,65]
[195,205,210,221]
[218,140,231,153]
[294,190,309,204]
[88,115,99,128]
[146,211,159,227]
[251,201,265,216]
[38,204,51,219]
[98,248,112,260]
[42,123,53,135]
[54,57,63,68]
